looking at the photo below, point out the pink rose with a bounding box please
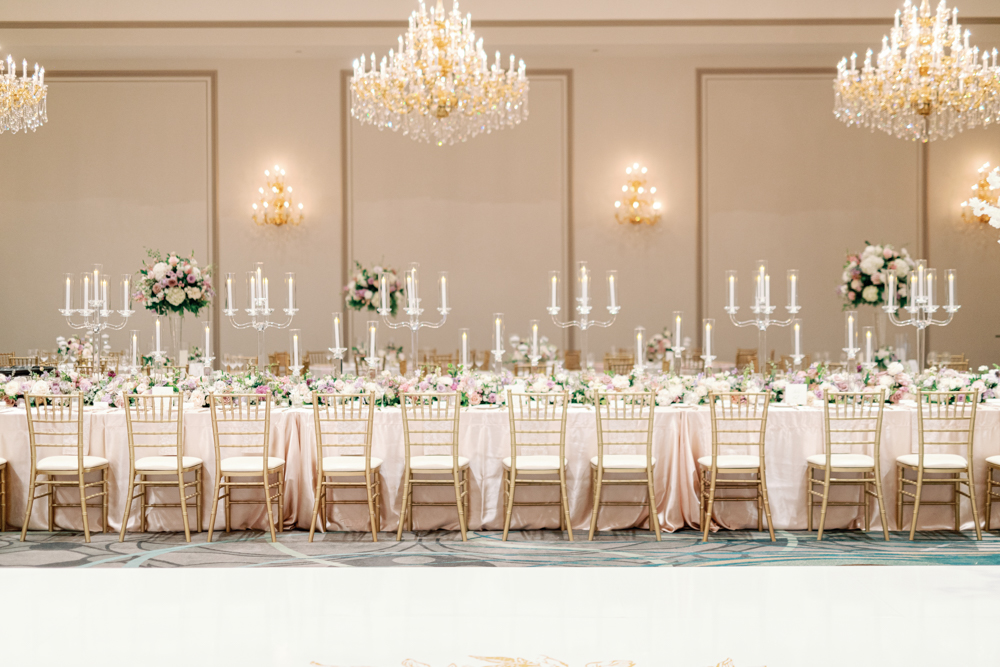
[883,248,893,259]
[847,291,856,300]
[871,273,882,285]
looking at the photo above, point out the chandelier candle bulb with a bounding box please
[460,328,469,368]
[926,269,936,308]
[793,319,802,357]
[549,272,559,310]
[727,271,737,310]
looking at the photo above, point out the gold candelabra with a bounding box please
[962,162,997,224]
[614,163,662,226]
[251,164,303,227]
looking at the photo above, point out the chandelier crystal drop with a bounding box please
[0,55,47,134]
[834,0,1000,142]
[349,0,529,146]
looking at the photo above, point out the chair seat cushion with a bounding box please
[697,454,760,469]
[897,453,968,469]
[409,455,469,470]
[986,455,1000,466]
[220,456,285,473]
[806,453,874,468]
[503,455,566,470]
[0,456,6,466]
[591,454,655,469]
[322,455,383,472]
[37,455,109,471]
[135,456,203,471]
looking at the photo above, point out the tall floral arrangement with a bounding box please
[839,242,916,309]
[645,327,673,363]
[344,261,402,316]
[134,250,214,316]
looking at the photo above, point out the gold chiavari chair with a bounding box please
[605,358,634,377]
[309,392,381,542]
[939,354,968,371]
[305,351,329,373]
[701,392,774,542]
[0,352,13,367]
[0,456,6,531]
[512,362,538,377]
[474,350,491,371]
[896,389,982,541]
[503,390,573,541]
[986,455,1000,532]
[734,348,758,373]
[807,390,889,541]
[207,393,284,542]
[20,394,109,542]
[680,348,703,375]
[430,354,455,370]
[142,364,185,381]
[397,392,468,541]
[268,351,290,376]
[562,350,581,371]
[11,355,37,367]
[589,391,660,541]
[120,395,203,542]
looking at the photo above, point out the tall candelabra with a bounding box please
[546,261,620,368]
[723,261,802,375]
[882,260,959,371]
[377,263,450,377]
[223,262,298,370]
[60,266,133,373]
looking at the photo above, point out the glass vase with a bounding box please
[167,313,184,365]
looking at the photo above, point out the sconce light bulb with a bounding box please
[632,162,639,169]
[650,187,656,193]
[625,167,632,174]
[638,186,644,193]
[641,167,647,174]
[298,203,303,209]
[264,170,270,176]
[653,202,661,209]
[259,187,264,194]
[632,202,639,209]
[615,201,621,208]
[621,185,627,192]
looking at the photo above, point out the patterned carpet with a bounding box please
[3,529,1000,567]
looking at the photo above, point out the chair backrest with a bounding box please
[429,354,454,369]
[209,393,272,469]
[0,352,13,366]
[512,362,538,377]
[400,392,461,469]
[125,395,185,470]
[915,389,979,464]
[507,391,569,466]
[24,394,85,469]
[11,355,37,367]
[305,351,328,368]
[606,359,634,376]
[562,350,581,371]
[312,392,375,473]
[821,390,884,467]
[680,348,703,375]
[593,391,656,469]
[940,355,968,371]
[707,392,771,463]
[735,348,759,372]
[269,351,290,375]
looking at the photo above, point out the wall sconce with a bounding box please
[252,164,304,227]
[614,162,661,226]
[961,162,998,225]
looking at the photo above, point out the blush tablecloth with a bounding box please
[1,404,997,534]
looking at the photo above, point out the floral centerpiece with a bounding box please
[56,335,93,361]
[344,261,402,315]
[508,334,558,364]
[839,242,916,309]
[645,327,673,363]
[133,250,214,316]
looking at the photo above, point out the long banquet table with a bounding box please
[1,403,997,535]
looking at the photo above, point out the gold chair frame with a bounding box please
[0,352,13,366]
[502,391,573,541]
[397,392,469,541]
[20,394,109,543]
[986,456,1000,532]
[701,392,774,542]
[807,390,889,541]
[207,393,285,542]
[589,391,661,541]
[896,389,982,541]
[120,395,203,542]
[10,356,37,367]
[562,350,581,371]
[0,457,6,531]
[309,392,382,542]
[605,358,634,377]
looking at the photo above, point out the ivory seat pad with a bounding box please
[37,455,109,471]
[697,454,760,469]
[220,456,285,473]
[409,455,469,470]
[135,456,203,471]
[322,456,383,472]
[896,453,968,469]
[591,454,655,469]
[985,455,1000,466]
[806,454,874,468]
[503,455,566,470]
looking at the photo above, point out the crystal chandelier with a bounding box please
[614,163,662,226]
[834,0,1000,142]
[961,162,998,224]
[1,55,47,134]
[251,165,303,227]
[349,0,529,146]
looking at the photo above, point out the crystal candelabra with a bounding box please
[223,262,298,370]
[724,261,802,374]
[60,266,134,373]
[546,261,620,368]
[882,260,959,371]
[377,263,450,377]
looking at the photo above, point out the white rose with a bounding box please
[30,380,49,395]
[841,270,852,283]
[152,262,169,280]
[878,375,894,387]
[895,263,909,278]
[859,255,884,275]
[185,287,202,300]
[612,376,630,390]
[862,285,879,302]
[166,287,186,306]
[887,362,905,376]
[4,380,19,397]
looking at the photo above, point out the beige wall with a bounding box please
[2,22,1000,366]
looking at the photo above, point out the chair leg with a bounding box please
[909,469,924,541]
[78,472,91,543]
[119,469,136,542]
[195,467,203,533]
[954,477,961,532]
[308,476,324,542]
[806,468,813,532]
[760,470,776,542]
[453,469,468,542]
[896,464,904,531]
[262,473,278,542]
[102,470,109,533]
[47,475,54,532]
[986,468,994,532]
[863,475,871,533]
[559,467,573,542]
[967,469,982,541]
[224,477,231,534]
[20,470,37,541]
[277,469,285,533]
[0,467,5,533]
[502,470,516,541]
[588,468,603,541]
[376,470,383,533]
[365,470,379,542]
[702,469,718,543]
[139,474,147,533]
[178,471,192,543]
[396,474,411,541]
[206,475,222,543]
[873,464,890,541]
[646,470,661,542]
[817,468,831,541]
